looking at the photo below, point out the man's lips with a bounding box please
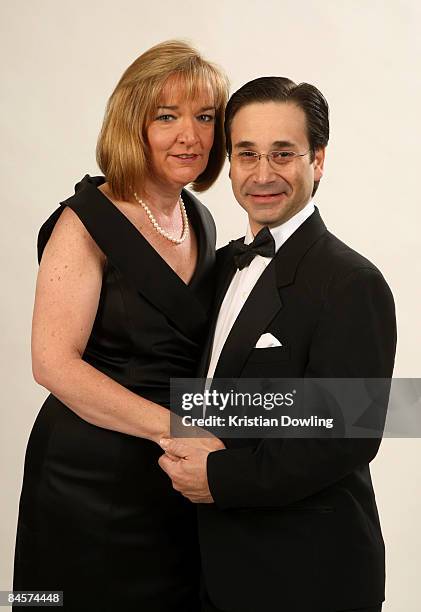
[248,192,287,202]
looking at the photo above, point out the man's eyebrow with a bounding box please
[234,141,256,149]
[272,140,296,148]
[234,140,297,149]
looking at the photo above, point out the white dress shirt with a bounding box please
[206,200,315,379]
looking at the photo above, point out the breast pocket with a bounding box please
[247,345,290,364]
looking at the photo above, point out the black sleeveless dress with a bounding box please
[13,175,216,611]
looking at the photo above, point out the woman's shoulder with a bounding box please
[43,207,106,265]
[37,175,107,265]
[60,174,106,214]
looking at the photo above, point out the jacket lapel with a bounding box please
[212,209,328,378]
[213,260,282,378]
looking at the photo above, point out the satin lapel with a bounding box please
[61,177,209,340]
[213,260,282,378]
[273,207,327,287]
[213,209,328,378]
[197,245,237,377]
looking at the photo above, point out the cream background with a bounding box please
[1,0,420,609]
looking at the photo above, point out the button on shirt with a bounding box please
[206,200,315,380]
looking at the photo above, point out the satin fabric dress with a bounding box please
[13,175,216,611]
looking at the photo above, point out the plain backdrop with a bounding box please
[1,1,420,610]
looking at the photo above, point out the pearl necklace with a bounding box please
[133,191,189,245]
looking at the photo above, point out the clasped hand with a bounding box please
[158,434,225,504]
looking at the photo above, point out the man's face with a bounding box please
[229,101,325,233]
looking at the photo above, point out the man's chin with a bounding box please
[250,209,290,228]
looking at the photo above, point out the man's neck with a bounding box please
[246,200,315,249]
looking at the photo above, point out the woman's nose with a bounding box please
[176,117,199,146]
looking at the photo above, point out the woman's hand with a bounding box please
[160,424,225,461]
[177,434,225,453]
[158,437,224,503]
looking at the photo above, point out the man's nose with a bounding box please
[177,117,199,146]
[253,156,277,183]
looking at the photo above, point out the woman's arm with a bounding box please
[32,206,169,444]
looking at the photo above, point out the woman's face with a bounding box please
[146,79,216,193]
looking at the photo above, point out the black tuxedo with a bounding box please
[197,209,396,612]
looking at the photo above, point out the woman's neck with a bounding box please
[139,179,182,217]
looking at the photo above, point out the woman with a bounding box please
[14,40,228,611]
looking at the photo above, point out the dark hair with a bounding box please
[224,76,329,196]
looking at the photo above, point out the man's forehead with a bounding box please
[230,101,307,144]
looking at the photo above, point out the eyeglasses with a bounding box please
[230,149,311,168]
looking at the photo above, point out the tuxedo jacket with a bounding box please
[197,209,396,612]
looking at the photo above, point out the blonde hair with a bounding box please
[96,40,229,201]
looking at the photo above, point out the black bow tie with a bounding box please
[231,226,276,270]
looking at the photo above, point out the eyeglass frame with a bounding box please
[228,149,312,167]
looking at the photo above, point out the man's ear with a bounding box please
[313,147,326,181]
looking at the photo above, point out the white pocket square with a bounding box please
[255,333,283,348]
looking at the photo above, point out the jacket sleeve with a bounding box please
[207,266,397,509]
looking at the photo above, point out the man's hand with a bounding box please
[158,438,225,503]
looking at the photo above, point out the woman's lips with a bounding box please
[171,154,200,163]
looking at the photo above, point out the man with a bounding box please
[159,77,396,612]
